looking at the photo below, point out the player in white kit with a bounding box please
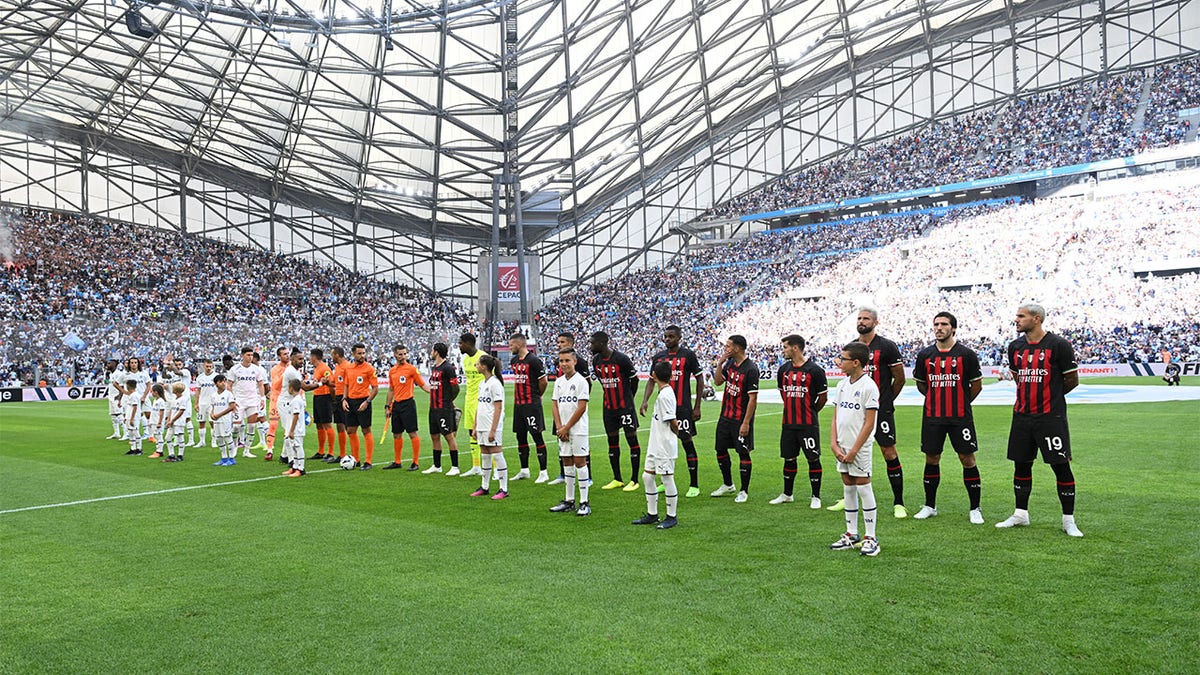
[121,378,144,456]
[165,382,192,462]
[829,342,882,557]
[193,359,218,448]
[105,359,126,439]
[169,358,197,446]
[469,354,509,500]
[124,357,152,441]
[633,361,682,529]
[210,375,238,466]
[227,347,268,457]
[549,349,592,515]
[148,384,170,460]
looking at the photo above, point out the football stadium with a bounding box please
[1,0,1198,671]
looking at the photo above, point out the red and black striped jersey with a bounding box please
[650,347,702,411]
[862,334,904,411]
[593,350,638,411]
[509,352,546,406]
[913,342,982,419]
[776,360,827,428]
[1007,333,1077,416]
[428,360,459,411]
[719,357,760,422]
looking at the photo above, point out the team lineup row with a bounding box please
[102,302,1085,554]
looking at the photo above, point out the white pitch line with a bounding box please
[0,468,340,516]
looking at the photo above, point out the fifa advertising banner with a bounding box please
[1,385,111,403]
[477,254,541,321]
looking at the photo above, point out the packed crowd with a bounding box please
[708,57,1200,219]
[0,207,479,385]
[716,170,1200,369]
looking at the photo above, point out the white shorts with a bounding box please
[173,423,186,437]
[123,406,140,422]
[108,398,121,415]
[644,454,676,475]
[837,447,873,478]
[196,403,212,422]
[237,401,262,419]
[215,427,233,439]
[558,434,590,457]
[476,428,502,447]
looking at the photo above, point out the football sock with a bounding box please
[394,436,404,464]
[717,451,733,486]
[481,454,493,490]
[494,453,509,492]
[576,464,588,502]
[517,433,530,470]
[186,421,195,445]
[294,450,305,472]
[470,436,481,468]
[1013,461,1033,510]
[963,465,982,509]
[433,447,442,468]
[449,450,459,468]
[662,473,678,517]
[843,483,859,535]
[607,437,622,482]
[364,434,375,464]
[1052,462,1076,515]
[199,427,208,446]
[923,463,941,508]
[565,464,577,502]
[533,435,548,472]
[245,423,257,448]
[858,483,877,539]
[643,471,658,515]
[625,432,642,483]
[348,434,361,463]
[410,436,420,465]
[338,429,348,457]
[682,438,699,487]
[316,427,326,455]
[782,458,798,496]
[737,451,752,492]
[558,457,565,477]
[176,433,185,457]
[111,415,121,436]
[885,456,904,505]
[808,458,823,498]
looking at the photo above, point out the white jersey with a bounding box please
[107,368,127,400]
[121,387,141,414]
[552,372,590,437]
[228,363,268,406]
[195,372,218,404]
[151,397,169,426]
[212,391,235,435]
[171,393,192,426]
[475,377,505,444]
[279,364,303,408]
[285,395,307,438]
[127,370,151,401]
[647,385,678,460]
[833,373,880,452]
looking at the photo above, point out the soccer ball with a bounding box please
[339,455,356,470]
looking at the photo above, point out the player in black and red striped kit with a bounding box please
[639,325,705,498]
[590,331,642,491]
[508,333,549,482]
[424,342,461,475]
[911,312,984,523]
[833,307,908,518]
[771,335,828,508]
[710,335,759,503]
[997,303,1083,537]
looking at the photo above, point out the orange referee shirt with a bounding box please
[334,360,350,397]
[388,363,426,402]
[312,360,334,396]
[344,361,377,399]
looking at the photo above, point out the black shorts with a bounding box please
[675,404,697,439]
[715,418,753,453]
[429,409,457,435]
[874,408,897,447]
[1007,414,1071,465]
[312,394,334,425]
[390,398,418,434]
[513,403,545,434]
[603,408,639,434]
[332,396,347,426]
[343,398,373,429]
[921,419,978,455]
[780,425,820,461]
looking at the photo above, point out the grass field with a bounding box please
[2,382,1198,673]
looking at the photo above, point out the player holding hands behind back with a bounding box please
[829,342,882,557]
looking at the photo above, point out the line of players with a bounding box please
[101,301,1084,548]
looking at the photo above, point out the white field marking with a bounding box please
[0,468,340,516]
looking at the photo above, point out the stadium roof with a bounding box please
[0,0,1086,245]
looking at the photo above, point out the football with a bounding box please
[339,455,356,470]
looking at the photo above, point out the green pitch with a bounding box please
[1,388,1197,673]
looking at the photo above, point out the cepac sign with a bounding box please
[498,263,522,301]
